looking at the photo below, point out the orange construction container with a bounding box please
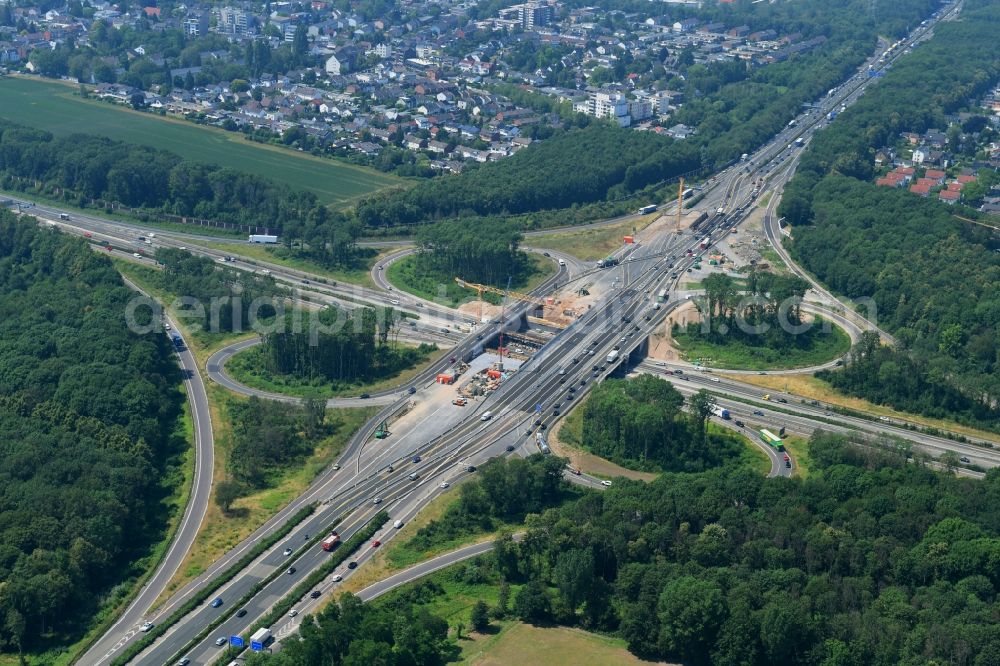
[623,235,635,244]
[486,369,502,379]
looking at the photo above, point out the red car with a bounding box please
[371,540,382,548]
[783,454,790,462]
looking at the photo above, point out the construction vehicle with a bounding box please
[452,397,467,406]
[374,420,390,439]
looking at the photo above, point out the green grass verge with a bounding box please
[0,76,403,206]
[109,504,316,666]
[460,620,653,666]
[384,501,505,571]
[672,319,851,371]
[225,342,442,399]
[528,214,658,262]
[780,434,812,478]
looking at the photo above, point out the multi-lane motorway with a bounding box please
[8,3,980,663]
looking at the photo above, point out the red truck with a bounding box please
[321,532,341,551]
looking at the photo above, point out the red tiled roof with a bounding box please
[938,189,960,201]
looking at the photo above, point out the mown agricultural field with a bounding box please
[0,76,402,205]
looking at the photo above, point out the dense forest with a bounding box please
[0,212,184,653]
[777,0,1000,427]
[414,218,530,287]
[355,125,697,229]
[579,377,742,472]
[258,306,431,384]
[387,432,1000,666]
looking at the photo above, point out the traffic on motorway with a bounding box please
[5,7,977,664]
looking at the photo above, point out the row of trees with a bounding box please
[580,377,741,471]
[776,0,1000,427]
[0,214,184,654]
[0,120,372,268]
[482,432,1000,665]
[0,120,324,229]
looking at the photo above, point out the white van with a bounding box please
[393,520,404,529]
[480,411,493,421]
[558,259,566,266]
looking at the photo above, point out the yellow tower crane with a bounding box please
[455,277,550,322]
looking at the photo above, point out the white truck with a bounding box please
[250,627,272,651]
[606,349,620,364]
[249,234,278,244]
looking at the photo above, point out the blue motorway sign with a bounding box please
[230,635,245,648]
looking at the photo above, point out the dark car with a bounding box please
[505,445,515,452]
[287,567,296,575]
[559,377,566,383]
[310,590,322,599]
[735,420,745,428]
[412,455,422,463]
[534,419,542,426]
[466,465,476,472]
[540,423,547,430]
[407,386,416,394]
[347,561,358,569]
[360,393,370,399]
[211,597,223,608]
[777,397,788,403]
[753,409,764,416]
[236,609,248,618]
[785,461,791,468]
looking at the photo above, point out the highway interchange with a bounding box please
[5,3,987,663]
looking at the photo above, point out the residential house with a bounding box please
[938,189,960,204]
